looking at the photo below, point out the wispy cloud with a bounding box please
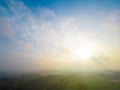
[102,12,120,32]
[0,0,120,72]
[0,0,84,71]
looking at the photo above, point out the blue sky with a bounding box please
[0,0,120,72]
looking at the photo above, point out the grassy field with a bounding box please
[0,72,120,90]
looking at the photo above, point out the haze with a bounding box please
[0,0,120,73]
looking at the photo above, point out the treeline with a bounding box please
[0,75,87,90]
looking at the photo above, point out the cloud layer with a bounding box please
[0,0,84,71]
[0,0,120,72]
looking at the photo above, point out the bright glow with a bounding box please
[75,46,94,59]
[72,40,96,60]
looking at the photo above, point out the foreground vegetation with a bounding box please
[0,72,120,90]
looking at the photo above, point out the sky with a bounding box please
[0,0,120,72]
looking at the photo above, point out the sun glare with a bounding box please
[72,41,96,60]
[75,46,94,59]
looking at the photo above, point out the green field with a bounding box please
[0,72,120,90]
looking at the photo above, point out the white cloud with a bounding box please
[0,0,83,71]
[102,12,120,32]
[0,17,15,39]
[1,0,119,71]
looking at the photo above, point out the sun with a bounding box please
[73,42,96,60]
[65,36,97,60]
[75,46,94,59]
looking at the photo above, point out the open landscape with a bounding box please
[0,71,120,90]
[0,0,120,90]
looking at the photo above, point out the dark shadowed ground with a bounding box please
[0,71,120,90]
